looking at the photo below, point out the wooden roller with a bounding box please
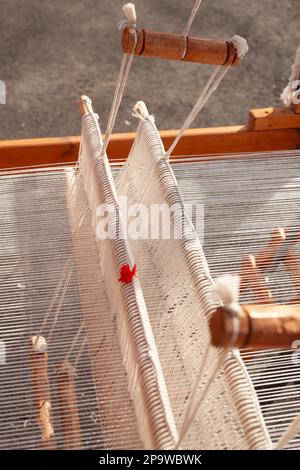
[122,28,239,66]
[56,361,82,449]
[210,304,300,349]
[29,336,56,449]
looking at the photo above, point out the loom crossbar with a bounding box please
[122,28,239,66]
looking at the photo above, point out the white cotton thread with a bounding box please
[175,276,241,447]
[164,65,226,160]
[281,45,300,107]
[132,101,155,123]
[181,1,203,61]
[182,0,203,37]
[123,3,137,26]
[213,274,241,347]
[164,35,248,160]
[213,274,240,308]
[101,3,138,158]
[175,349,227,449]
[230,35,249,59]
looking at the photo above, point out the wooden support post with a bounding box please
[56,361,82,449]
[122,28,239,66]
[240,255,273,303]
[210,303,300,349]
[29,336,56,449]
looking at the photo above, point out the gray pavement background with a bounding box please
[0,0,299,139]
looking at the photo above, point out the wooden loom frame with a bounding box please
[1,104,300,340]
[1,103,300,448]
[0,106,299,171]
[1,5,299,447]
[0,108,300,299]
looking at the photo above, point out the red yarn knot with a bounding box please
[118,264,137,284]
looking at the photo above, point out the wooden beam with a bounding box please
[210,303,300,349]
[248,107,300,131]
[122,28,238,66]
[1,125,300,171]
[0,136,80,170]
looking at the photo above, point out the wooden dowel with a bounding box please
[56,361,82,449]
[255,228,286,270]
[29,336,56,449]
[122,28,239,66]
[210,304,300,349]
[240,255,273,303]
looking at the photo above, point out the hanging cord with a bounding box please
[164,35,249,160]
[74,335,88,369]
[281,45,300,107]
[101,3,138,158]
[33,258,73,349]
[175,348,227,449]
[182,0,203,37]
[181,0,203,60]
[58,322,85,375]
[175,274,241,448]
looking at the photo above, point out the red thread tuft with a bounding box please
[118,264,137,284]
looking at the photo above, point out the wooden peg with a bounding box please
[255,228,286,270]
[210,303,300,349]
[240,255,273,303]
[56,361,82,449]
[29,336,56,449]
[122,28,239,66]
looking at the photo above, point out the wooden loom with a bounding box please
[1,3,300,450]
[2,116,300,445]
[1,106,299,169]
